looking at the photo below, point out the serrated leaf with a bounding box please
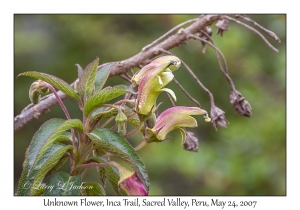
[86,129,150,192]
[78,57,99,100]
[44,171,81,196]
[87,157,127,195]
[35,119,82,164]
[18,71,79,101]
[91,107,118,123]
[44,154,69,179]
[25,118,65,175]
[81,182,106,196]
[75,64,84,78]
[92,150,108,186]
[17,118,82,195]
[84,85,136,117]
[17,143,73,195]
[95,63,115,92]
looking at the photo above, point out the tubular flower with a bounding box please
[136,57,181,116]
[115,163,148,196]
[131,55,181,89]
[145,106,211,144]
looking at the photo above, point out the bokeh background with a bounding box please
[14,14,286,195]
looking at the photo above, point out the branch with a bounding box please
[14,14,222,132]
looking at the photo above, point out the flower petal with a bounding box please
[177,127,187,145]
[131,56,181,87]
[160,88,177,101]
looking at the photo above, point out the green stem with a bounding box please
[123,118,146,138]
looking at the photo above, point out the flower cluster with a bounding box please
[117,55,212,196]
[133,56,211,144]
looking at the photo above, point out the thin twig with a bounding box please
[14,15,223,132]
[237,14,281,43]
[174,78,202,107]
[181,60,215,106]
[142,18,198,51]
[42,82,77,158]
[130,68,135,76]
[160,49,215,105]
[166,91,176,107]
[160,49,205,107]
[119,74,131,83]
[224,15,279,53]
[188,34,236,91]
[100,116,115,128]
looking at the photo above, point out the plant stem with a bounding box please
[134,140,147,151]
[123,118,146,138]
[41,82,77,168]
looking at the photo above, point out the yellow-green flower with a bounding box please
[131,55,181,89]
[136,56,181,116]
[145,106,211,144]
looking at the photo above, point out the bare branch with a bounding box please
[166,91,176,107]
[14,14,222,132]
[188,34,236,91]
[237,14,281,43]
[142,18,198,51]
[224,15,279,53]
[160,49,202,108]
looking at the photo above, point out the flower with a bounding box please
[136,56,181,116]
[115,109,128,135]
[230,90,252,117]
[113,163,148,196]
[119,172,148,196]
[145,106,211,144]
[131,55,181,89]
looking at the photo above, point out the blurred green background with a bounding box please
[14,14,286,195]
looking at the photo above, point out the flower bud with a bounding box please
[113,163,148,196]
[119,172,148,196]
[145,113,156,128]
[115,110,128,135]
[29,80,49,104]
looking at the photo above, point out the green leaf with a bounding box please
[35,119,82,163]
[84,85,136,116]
[17,118,82,195]
[95,63,115,92]
[75,63,84,78]
[87,157,127,195]
[81,182,106,196]
[91,107,118,123]
[18,71,79,101]
[44,171,81,196]
[86,129,150,192]
[17,143,73,195]
[92,150,108,186]
[78,57,99,100]
[44,153,69,179]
